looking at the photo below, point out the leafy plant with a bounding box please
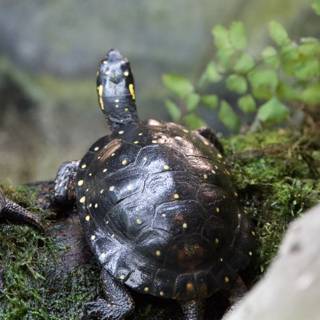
[163,2,320,131]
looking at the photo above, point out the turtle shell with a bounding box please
[75,120,254,301]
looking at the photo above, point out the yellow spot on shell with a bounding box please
[163,165,170,170]
[186,282,194,291]
[79,196,86,204]
[133,140,139,144]
[136,218,142,225]
[123,70,129,77]
[203,174,208,180]
[129,83,135,100]
[78,180,84,186]
[217,153,223,159]
[109,186,115,191]
[81,164,87,169]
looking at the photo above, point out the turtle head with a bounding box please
[96,49,138,130]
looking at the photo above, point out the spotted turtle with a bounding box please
[52,49,254,320]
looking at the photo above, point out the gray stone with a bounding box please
[223,204,320,320]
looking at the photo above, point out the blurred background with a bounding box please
[0,0,317,184]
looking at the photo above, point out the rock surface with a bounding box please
[223,204,320,320]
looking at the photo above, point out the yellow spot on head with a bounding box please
[136,218,142,225]
[182,223,188,229]
[91,235,96,240]
[216,207,220,213]
[249,251,253,256]
[173,193,180,200]
[217,153,223,159]
[97,85,104,110]
[215,238,219,245]
[119,274,125,280]
[124,107,129,112]
[122,159,128,165]
[155,250,161,256]
[133,140,139,144]
[109,186,115,191]
[81,164,87,169]
[203,174,208,180]
[78,180,84,186]
[123,70,129,77]
[79,196,86,204]
[103,168,107,173]
[118,130,124,135]
[224,276,230,283]
[144,287,149,293]
[160,291,164,297]
[85,215,90,221]
[138,132,143,136]
[94,203,98,208]
[129,83,136,100]
[94,146,100,151]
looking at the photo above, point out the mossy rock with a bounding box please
[0,127,319,319]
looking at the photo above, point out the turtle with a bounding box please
[51,49,255,320]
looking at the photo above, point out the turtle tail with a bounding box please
[96,49,139,132]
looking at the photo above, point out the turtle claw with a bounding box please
[82,299,124,320]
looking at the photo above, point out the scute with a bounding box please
[75,121,254,300]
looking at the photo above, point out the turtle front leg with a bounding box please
[0,189,44,292]
[82,268,135,320]
[51,160,80,210]
[180,300,205,320]
[0,190,43,231]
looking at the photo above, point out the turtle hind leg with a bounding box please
[51,160,79,210]
[180,300,205,320]
[82,268,135,320]
[196,128,224,154]
[0,190,44,231]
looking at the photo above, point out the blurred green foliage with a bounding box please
[163,2,320,131]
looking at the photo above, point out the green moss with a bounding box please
[224,128,320,272]
[1,127,320,317]
[0,185,98,319]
